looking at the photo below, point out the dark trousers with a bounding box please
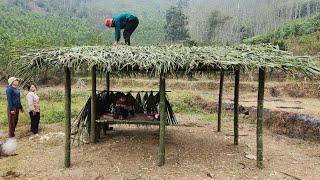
[7,108,19,137]
[123,17,139,45]
[29,112,40,134]
[115,106,128,118]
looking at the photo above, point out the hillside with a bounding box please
[0,6,106,44]
[1,0,320,72]
[5,0,169,45]
[244,14,320,55]
[5,0,320,44]
[0,6,109,69]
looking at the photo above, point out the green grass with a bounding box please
[0,84,218,130]
[0,88,89,128]
[200,113,217,122]
[170,91,207,114]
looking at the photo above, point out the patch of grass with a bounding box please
[200,113,217,122]
[123,176,145,180]
[0,88,90,128]
[170,91,207,114]
[0,85,215,130]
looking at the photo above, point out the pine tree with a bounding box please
[164,6,190,42]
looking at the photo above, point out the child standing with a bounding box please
[6,77,23,138]
[26,84,40,134]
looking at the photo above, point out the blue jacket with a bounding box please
[113,12,136,41]
[6,86,22,111]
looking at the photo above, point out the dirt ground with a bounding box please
[224,93,320,118]
[1,79,320,179]
[1,114,320,180]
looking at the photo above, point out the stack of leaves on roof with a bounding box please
[13,44,320,82]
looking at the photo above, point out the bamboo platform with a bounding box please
[96,114,168,126]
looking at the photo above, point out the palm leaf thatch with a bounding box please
[146,91,157,113]
[142,92,149,108]
[134,92,144,114]
[12,44,320,81]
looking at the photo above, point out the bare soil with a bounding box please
[224,93,320,118]
[1,115,320,180]
[1,78,320,179]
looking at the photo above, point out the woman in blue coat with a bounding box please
[6,77,23,137]
[105,12,139,46]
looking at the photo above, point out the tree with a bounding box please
[204,10,231,43]
[177,0,190,9]
[164,6,190,42]
[239,25,255,42]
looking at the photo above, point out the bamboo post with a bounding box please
[64,67,71,168]
[234,68,240,145]
[257,67,265,169]
[90,66,97,143]
[104,72,111,133]
[158,72,166,166]
[217,70,225,132]
[106,72,110,92]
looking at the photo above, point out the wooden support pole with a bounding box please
[257,67,265,169]
[90,66,97,143]
[103,72,111,134]
[217,70,224,132]
[234,68,240,145]
[158,72,166,166]
[64,67,71,168]
[106,72,110,92]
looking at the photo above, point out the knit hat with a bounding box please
[8,77,19,86]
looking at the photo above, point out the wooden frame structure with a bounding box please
[63,67,169,167]
[15,45,319,169]
[216,68,266,168]
[63,66,266,168]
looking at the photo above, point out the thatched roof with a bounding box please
[14,44,320,79]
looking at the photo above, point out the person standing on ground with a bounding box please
[26,84,40,134]
[105,12,139,46]
[6,77,23,138]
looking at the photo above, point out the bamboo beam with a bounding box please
[234,68,240,145]
[257,68,265,169]
[64,67,71,168]
[217,70,225,132]
[97,90,172,93]
[158,72,166,166]
[90,66,97,143]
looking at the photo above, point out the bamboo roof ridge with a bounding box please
[15,44,320,78]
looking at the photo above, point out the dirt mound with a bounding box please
[239,107,320,141]
[188,95,320,141]
[188,95,216,113]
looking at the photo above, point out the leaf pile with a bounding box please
[13,44,320,81]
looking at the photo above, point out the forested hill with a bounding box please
[1,0,320,73]
[245,14,320,55]
[0,6,109,70]
[4,0,320,44]
[0,6,106,46]
[4,0,170,45]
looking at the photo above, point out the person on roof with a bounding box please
[105,12,139,46]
